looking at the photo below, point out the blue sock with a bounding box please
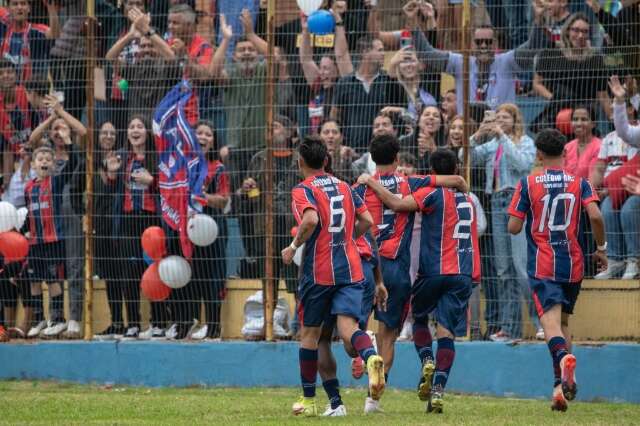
[350,330,376,364]
[548,336,568,387]
[434,338,455,390]
[322,379,342,409]
[299,348,318,398]
[413,322,434,363]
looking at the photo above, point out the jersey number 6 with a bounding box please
[328,194,346,233]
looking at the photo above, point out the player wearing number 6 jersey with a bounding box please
[352,135,468,413]
[281,136,385,417]
[359,148,480,414]
[507,129,607,412]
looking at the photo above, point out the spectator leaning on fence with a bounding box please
[468,103,539,342]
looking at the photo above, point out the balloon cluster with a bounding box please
[139,214,219,301]
[0,202,29,264]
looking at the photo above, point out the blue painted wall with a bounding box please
[1,341,638,403]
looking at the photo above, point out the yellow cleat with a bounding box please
[418,358,436,401]
[366,355,386,400]
[292,396,318,417]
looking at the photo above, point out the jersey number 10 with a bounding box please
[538,193,576,233]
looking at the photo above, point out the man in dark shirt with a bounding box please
[331,35,403,153]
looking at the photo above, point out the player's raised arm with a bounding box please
[357,174,419,212]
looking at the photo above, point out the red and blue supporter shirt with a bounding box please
[202,159,229,214]
[412,186,481,282]
[292,173,366,285]
[508,168,599,283]
[24,153,77,245]
[352,172,433,260]
[123,154,157,214]
[0,18,51,84]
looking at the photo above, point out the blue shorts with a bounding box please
[375,256,411,330]
[412,274,472,337]
[26,241,66,284]
[529,278,581,318]
[298,276,364,327]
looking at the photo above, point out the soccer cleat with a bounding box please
[551,384,568,412]
[622,260,639,280]
[322,404,347,416]
[0,325,9,342]
[363,396,384,414]
[417,358,436,401]
[27,320,48,338]
[366,355,385,400]
[351,357,364,379]
[427,384,444,414]
[560,354,577,401]
[292,396,318,417]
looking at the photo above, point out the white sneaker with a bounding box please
[363,397,383,414]
[139,326,164,340]
[41,321,67,338]
[535,328,545,340]
[594,259,626,279]
[190,324,209,340]
[27,320,48,338]
[123,326,139,339]
[366,330,378,353]
[397,320,413,342]
[63,320,82,339]
[622,260,639,280]
[186,319,200,339]
[322,404,347,416]
[165,324,178,340]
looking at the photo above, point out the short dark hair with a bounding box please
[535,128,566,157]
[369,134,400,165]
[299,135,327,170]
[398,152,416,167]
[430,148,458,175]
[355,35,379,55]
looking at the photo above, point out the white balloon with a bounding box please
[187,214,219,246]
[158,255,192,289]
[0,202,18,232]
[297,0,322,15]
[293,244,305,266]
[15,207,28,230]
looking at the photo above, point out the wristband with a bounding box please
[335,21,344,26]
[597,242,607,251]
[289,241,299,251]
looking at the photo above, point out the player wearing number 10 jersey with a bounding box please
[360,149,480,414]
[281,136,385,417]
[507,129,607,412]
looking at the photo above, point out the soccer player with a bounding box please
[359,148,480,413]
[282,136,385,417]
[352,134,467,413]
[507,129,607,411]
[316,231,387,417]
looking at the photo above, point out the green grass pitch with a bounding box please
[1,381,638,425]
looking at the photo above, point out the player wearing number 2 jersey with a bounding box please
[360,148,479,414]
[352,135,468,414]
[281,136,385,417]
[508,129,607,413]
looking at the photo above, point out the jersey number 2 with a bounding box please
[453,201,474,240]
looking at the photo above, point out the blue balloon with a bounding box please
[143,251,154,266]
[307,10,335,35]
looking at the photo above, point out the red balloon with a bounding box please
[290,226,298,237]
[141,226,166,262]
[556,108,573,136]
[140,263,171,301]
[0,231,29,263]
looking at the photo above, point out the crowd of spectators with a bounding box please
[0,0,639,343]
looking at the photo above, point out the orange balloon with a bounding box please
[0,231,29,263]
[141,226,166,262]
[140,263,171,301]
[556,108,573,136]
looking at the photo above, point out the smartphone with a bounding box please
[483,110,496,122]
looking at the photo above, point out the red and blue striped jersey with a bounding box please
[24,175,65,245]
[508,168,598,283]
[292,173,366,286]
[356,231,379,267]
[412,187,481,282]
[123,154,157,214]
[352,173,433,259]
